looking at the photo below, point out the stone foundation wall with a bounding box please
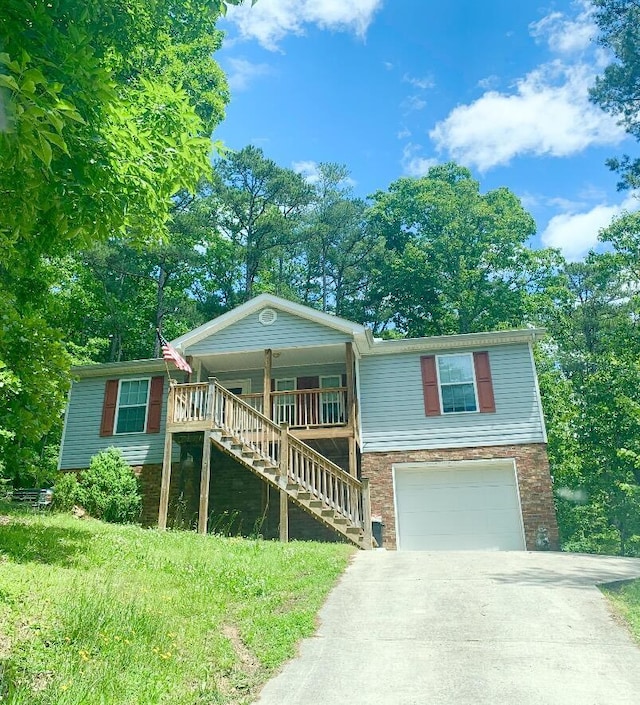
[361,443,558,551]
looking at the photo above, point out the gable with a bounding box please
[186,308,353,355]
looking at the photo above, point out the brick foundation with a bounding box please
[361,443,558,551]
[65,444,344,544]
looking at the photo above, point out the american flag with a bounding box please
[157,330,192,374]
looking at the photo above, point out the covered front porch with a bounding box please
[169,341,361,476]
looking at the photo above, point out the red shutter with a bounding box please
[100,379,119,436]
[146,376,164,433]
[473,351,496,413]
[420,356,441,416]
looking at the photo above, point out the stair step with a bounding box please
[333,517,347,525]
[321,509,335,517]
[309,500,323,508]
[346,527,363,535]
[296,491,312,500]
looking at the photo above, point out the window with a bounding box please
[116,379,150,433]
[274,378,296,424]
[421,352,495,417]
[320,375,344,424]
[437,354,477,413]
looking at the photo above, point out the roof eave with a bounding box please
[362,328,546,355]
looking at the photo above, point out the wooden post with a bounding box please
[263,348,272,419]
[198,430,212,535]
[279,422,289,542]
[346,342,358,477]
[279,491,289,543]
[362,477,373,549]
[207,377,216,425]
[158,431,173,530]
[345,342,355,425]
[348,436,357,478]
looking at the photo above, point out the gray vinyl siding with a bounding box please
[59,373,178,470]
[186,309,351,355]
[359,344,545,452]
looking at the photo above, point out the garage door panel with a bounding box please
[394,461,525,551]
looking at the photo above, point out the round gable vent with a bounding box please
[258,308,278,326]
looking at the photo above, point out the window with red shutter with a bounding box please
[422,352,496,416]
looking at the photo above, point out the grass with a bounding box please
[0,505,354,704]
[602,579,640,645]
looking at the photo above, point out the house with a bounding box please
[58,294,559,551]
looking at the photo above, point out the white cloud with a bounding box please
[292,159,321,184]
[225,0,383,51]
[541,194,639,261]
[225,58,272,91]
[529,2,595,55]
[431,60,625,171]
[292,159,357,187]
[397,127,411,140]
[429,5,625,171]
[403,73,434,90]
[401,143,437,178]
[402,95,427,113]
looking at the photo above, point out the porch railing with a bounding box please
[169,383,348,429]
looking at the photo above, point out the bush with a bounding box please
[78,448,141,523]
[53,472,80,511]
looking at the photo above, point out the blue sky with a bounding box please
[215,0,638,260]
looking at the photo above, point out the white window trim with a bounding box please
[220,379,251,395]
[319,374,344,424]
[275,377,296,392]
[114,377,151,435]
[436,353,479,415]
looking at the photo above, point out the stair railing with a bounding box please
[210,380,365,528]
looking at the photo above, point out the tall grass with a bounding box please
[0,510,353,704]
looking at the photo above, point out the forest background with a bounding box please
[1,0,640,555]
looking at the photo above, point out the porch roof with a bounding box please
[169,293,372,354]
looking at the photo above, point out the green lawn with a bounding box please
[0,507,353,704]
[602,579,640,645]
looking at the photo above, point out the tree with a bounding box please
[210,146,313,298]
[366,163,559,336]
[296,163,384,317]
[0,0,242,485]
[590,0,640,189]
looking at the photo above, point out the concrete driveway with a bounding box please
[254,551,640,705]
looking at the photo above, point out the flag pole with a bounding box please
[156,328,174,383]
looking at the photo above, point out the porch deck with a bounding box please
[166,382,353,436]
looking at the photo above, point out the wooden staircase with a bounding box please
[167,380,374,549]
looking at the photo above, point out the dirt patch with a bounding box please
[221,623,260,674]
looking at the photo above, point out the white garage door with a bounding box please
[394,460,525,551]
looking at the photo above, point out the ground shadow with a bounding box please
[488,553,640,588]
[0,517,94,567]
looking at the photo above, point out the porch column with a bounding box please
[348,437,357,478]
[345,342,355,423]
[263,348,272,420]
[198,430,212,534]
[346,342,358,477]
[279,422,289,542]
[158,431,173,530]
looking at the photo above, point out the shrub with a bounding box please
[53,472,80,511]
[78,448,141,523]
